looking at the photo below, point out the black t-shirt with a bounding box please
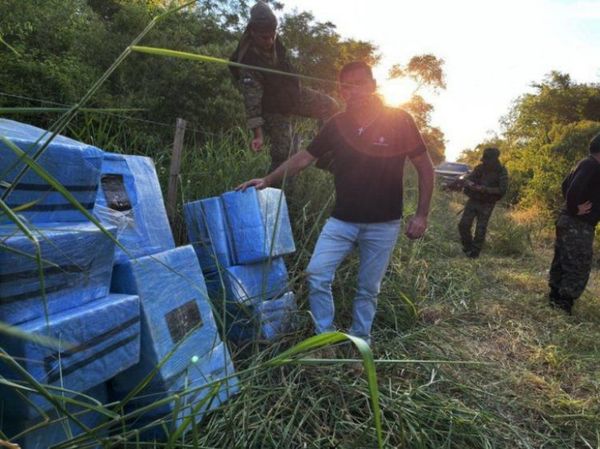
[561,156,600,226]
[307,106,427,223]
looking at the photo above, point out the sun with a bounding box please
[378,77,417,107]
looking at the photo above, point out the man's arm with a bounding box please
[237,150,317,191]
[479,167,508,196]
[405,151,435,239]
[565,160,594,215]
[239,69,266,151]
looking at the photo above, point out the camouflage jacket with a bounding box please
[464,162,508,203]
[230,32,300,129]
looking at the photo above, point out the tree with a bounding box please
[389,54,446,163]
[491,71,600,209]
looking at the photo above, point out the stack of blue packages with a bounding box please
[184,187,297,344]
[221,187,295,264]
[109,245,238,437]
[2,384,108,449]
[0,222,117,325]
[0,293,140,418]
[0,120,150,447]
[183,196,234,273]
[93,152,175,264]
[0,118,103,223]
[206,258,293,342]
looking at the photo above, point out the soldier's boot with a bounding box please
[548,288,560,307]
[550,293,573,315]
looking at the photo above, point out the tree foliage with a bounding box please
[389,54,446,164]
[460,71,600,210]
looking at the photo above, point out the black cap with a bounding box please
[249,1,277,32]
[482,147,500,160]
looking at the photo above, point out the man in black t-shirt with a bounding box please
[238,61,434,345]
[548,132,600,314]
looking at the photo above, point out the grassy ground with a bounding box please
[193,185,600,449]
[3,129,599,448]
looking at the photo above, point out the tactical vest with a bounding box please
[464,163,506,203]
[230,37,301,115]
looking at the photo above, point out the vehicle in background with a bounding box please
[434,161,471,190]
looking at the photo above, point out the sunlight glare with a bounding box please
[378,77,418,107]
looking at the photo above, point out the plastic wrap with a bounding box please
[0,118,103,223]
[184,197,234,273]
[221,187,295,264]
[2,384,107,449]
[256,291,297,341]
[0,222,116,325]
[257,188,296,257]
[0,294,140,418]
[209,257,289,306]
[110,246,225,398]
[117,341,239,440]
[93,153,175,264]
[224,291,297,343]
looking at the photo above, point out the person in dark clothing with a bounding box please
[229,1,339,172]
[548,132,600,314]
[237,61,434,345]
[458,147,508,258]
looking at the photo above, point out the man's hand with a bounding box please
[236,178,269,191]
[577,200,593,215]
[250,136,264,152]
[250,127,264,152]
[405,214,428,240]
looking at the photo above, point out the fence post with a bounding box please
[167,117,187,242]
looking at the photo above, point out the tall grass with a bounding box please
[3,3,599,449]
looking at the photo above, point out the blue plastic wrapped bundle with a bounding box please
[255,291,297,341]
[257,187,296,258]
[0,294,140,418]
[221,187,295,264]
[2,384,108,449]
[110,246,225,400]
[0,222,116,325]
[117,341,239,441]
[0,118,103,223]
[220,258,289,305]
[226,291,297,343]
[183,197,233,273]
[93,153,175,264]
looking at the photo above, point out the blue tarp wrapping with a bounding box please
[221,187,295,264]
[110,246,234,411]
[217,258,289,306]
[255,291,297,341]
[2,384,108,449]
[0,222,116,325]
[219,291,297,343]
[0,294,140,419]
[116,341,238,440]
[0,119,104,223]
[183,197,233,273]
[93,153,175,264]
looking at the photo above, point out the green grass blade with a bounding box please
[267,332,384,449]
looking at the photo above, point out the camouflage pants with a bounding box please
[548,214,595,302]
[263,87,339,172]
[458,199,496,256]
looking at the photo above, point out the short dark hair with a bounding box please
[589,132,600,154]
[339,61,374,83]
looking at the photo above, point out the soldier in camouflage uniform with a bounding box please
[548,133,600,314]
[230,1,339,172]
[458,147,508,258]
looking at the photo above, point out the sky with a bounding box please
[281,0,600,160]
